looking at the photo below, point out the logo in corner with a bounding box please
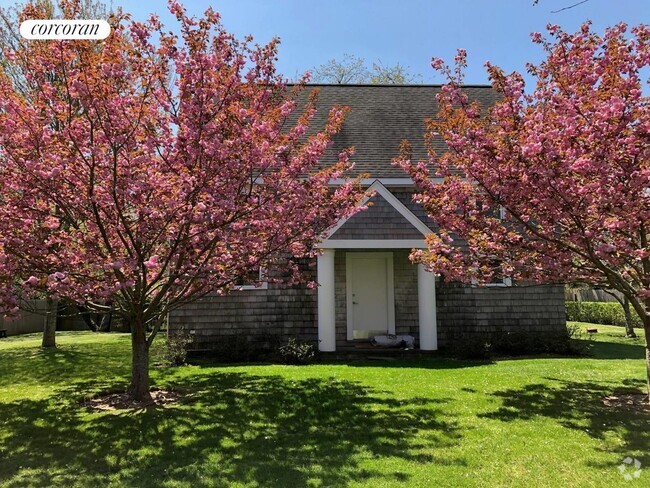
[618,457,642,482]
[19,19,110,40]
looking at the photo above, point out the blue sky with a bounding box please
[3,0,650,84]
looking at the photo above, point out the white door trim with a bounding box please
[345,252,395,341]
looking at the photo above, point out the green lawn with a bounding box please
[0,324,647,487]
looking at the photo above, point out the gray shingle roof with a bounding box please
[296,84,498,178]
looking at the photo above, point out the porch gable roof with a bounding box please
[320,180,432,248]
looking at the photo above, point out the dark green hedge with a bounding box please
[446,326,588,360]
[566,301,643,328]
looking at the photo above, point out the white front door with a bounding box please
[346,252,395,340]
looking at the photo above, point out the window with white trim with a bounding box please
[484,259,512,287]
[235,267,268,290]
[484,276,513,287]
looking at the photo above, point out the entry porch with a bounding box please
[316,247,437,352]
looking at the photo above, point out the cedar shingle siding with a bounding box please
[170,283,318,351]
[171,250,566,352]
[330,193,424,240]
[392,190,438,230]
[436,283,566,345]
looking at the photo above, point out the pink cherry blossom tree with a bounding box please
[398,23,650,399]
[0,0,364,401]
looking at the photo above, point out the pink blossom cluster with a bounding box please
[0,0,364,326]
[398,22,650,323]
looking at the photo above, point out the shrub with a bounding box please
[158,329,193,367]
[447,324,589,360]
[190,334,283,363]
[494,329,588,356]
[566,301,642,328]
[449,336,493,360]
[279,338,316,365]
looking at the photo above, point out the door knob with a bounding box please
[353,301,358,305]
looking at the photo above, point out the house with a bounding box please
[169,85,566,353]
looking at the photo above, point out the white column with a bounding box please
[418,263,438,350]
[317,249,336,352]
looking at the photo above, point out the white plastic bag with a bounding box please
[371,334,415,349]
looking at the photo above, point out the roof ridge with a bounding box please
[295,83,494,88]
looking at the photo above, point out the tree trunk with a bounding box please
[98,310,112,332]
[642,296,650,402]
[41,296,56,348]
[623,296,637,338]
[128,319,152,402]
[645,318,650,403]
[629,298,650,403]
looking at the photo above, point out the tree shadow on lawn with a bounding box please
[0,373,465,487]
[480,377,649,468]
[585,339,646,360]
[312,354,494,370]
[0,340,131,388]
